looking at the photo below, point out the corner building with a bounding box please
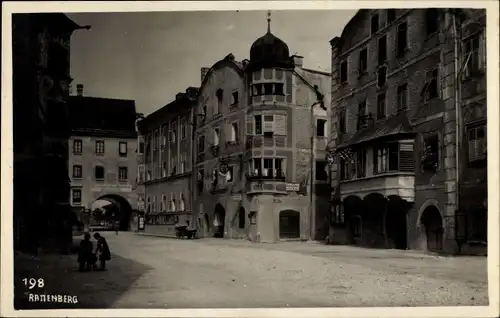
[328,9,487,254]
[194,19,331,242]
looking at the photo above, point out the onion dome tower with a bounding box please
[247,11,294,72]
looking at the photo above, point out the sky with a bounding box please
[67,10,356,116]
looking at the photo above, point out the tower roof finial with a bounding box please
[267,10,271,33]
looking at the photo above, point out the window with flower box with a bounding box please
[468,125,486,162]
[421,134,440,172]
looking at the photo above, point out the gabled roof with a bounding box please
[68,96,137,138]
[337,111,416,150]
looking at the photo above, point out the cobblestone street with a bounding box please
[15,232,488,309]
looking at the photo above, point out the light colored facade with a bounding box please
[194,23,331,242]
[328,9,487,254]
[136,89,197,236]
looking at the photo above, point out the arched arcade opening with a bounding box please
[420,205,444,252]
[92,194,133,231]
[213,204,226,238]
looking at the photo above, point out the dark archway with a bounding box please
[386,195,408,250]
[343,195,363,244]
[279,210,300,239]
[420,205,443,252]
[214,204,226,238]
[96,194,133,231]
[238,207,246,229]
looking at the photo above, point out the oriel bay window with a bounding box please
[250,158,285,179]
[253,114,287,136]
[251,83,285,96]
[374,142,415,174]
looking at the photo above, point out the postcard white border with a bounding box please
[2,1,499,317]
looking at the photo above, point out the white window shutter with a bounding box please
[263,115,274,133]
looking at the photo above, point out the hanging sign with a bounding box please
[219,163,229,175]
[138,216,145,231]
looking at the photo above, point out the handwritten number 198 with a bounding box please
[22,278,44,289]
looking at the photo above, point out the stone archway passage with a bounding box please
[420,205,443,252]
[213,204,226,238]
[385,196,408,250]
[95,194,133,231]
[279,210,300,239]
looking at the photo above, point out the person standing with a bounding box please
[77,233,94,272]
[93,232,111,270]
[114,220,119,235]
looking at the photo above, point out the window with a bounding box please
[162,162,167,178]
[146,170,152,181]
[425,8,439,35]
[371,13,379,34]
[119,167,128,180]
[355,149,367,178]
[226,166,234,182]
[238,208,245,229]
[377,93,386,119]
[231,91,239,105]
[264,83,273,95]
[275,83,284,95]
[161,125,167,146]
[377,66,387,88]
[180,157,185,174]
[378,35,387,65]
[197,168,204,195]
[340,61,348,83]
[425,69,439,101]
[339,108,346,134]
[263,158,273,177]
[170,122,177,143]
[95,166,105,180]
[274,158,285,178]
[387,9,396,23]
[73,139,82,154]
[139,140,145,154]
[72,189,82,204]
[263,115,274,137]
[422,135,440,171]
[230,122,238,142]
[397,22,408,56]
[374,143,399,174]
[154,130,159,149]
[95,140,105,154]
[171,157,177,175]
[138,165,145,183]
[73,165,82,178]
[181,119,186,140]
[468,125,486,162]
[198,135,205,154]
[359,48,368,74]
[251,158,285,179]
[254,115,263,135]
[215,89,223,113]
[316,119,327,137]
[252,84,263,96]
[397,83,408,111]
[340,157,355,181]
[315,161,328,181]
[119,142,127,157]
[464,35,483,76]
[357,101,367,130]
[213,128,220,146]
[252,158,262,176]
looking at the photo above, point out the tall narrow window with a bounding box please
[95,140,105,154]
[226,166,234,182]
[231,122,238,142]
[425,8,439,35]
[215,89,223,114]
[171,122,177,143]
[254,115,263,135]
[468,125,486,162]
[72,189,82,204]
[357,101,367,130]
[464,35,482,76]
[275,158,284,178]
[95,166,105,180]
[119,167,128,181]
[263,158,273,177]
[339,108,346,134]
[231,91,239,105]
[73,165,82,178]
[119,141,127,157]
[422,135,440,171]
[252,158,262,176]
[181,119,186,140]
[426,69,439,101]
[73,139,82,154]
[340,61,348,83]
[356,149,366,178]
[359,48,368,74]
[371,13,379,34]
[377,93,386,119]
[316,119,327,137]
[377,66,387,87]
[378,35,387,65]
[397,22,408,56]
[397,83,408,111]
[139,140,145,154]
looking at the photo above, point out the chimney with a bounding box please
[76,84,84,97]
[200,67,210,84]
[292,55,304,68]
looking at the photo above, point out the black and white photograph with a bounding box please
[1,1,499,317]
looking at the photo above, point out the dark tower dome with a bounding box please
[247,11,294,72]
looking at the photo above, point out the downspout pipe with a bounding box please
[452,12,461,226]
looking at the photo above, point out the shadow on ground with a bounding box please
[14,251,153,309]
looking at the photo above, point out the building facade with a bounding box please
[193,17,331,242]
[68,86,139,231]
[12,13,89,252]
[136,88,198,236]
[328,9,487,255]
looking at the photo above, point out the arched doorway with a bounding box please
[213,204,226,238]
[238,207,246,229]
[279,210,300,239]
[95,194,133,231]
[386,195,408,250]
[420,205,443,252]
[343,195,363,244]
